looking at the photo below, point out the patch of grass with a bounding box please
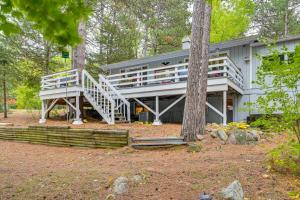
[187,143,202,153]
[267,142,300,176]
[191,183,203,191]
[288,190,300,200]
[12,170,105,200]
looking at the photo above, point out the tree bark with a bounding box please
[44,42,51,75]
[142,25,149,57]
[72,21,86,71]
[181,0,212,141]
[197,2,212,135]
[3,73,7,118]
[284,1,289,37]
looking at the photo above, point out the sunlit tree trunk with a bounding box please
[181,0,212,141]
[72,21,86,71]
[197,2,212,135]
[2,73,7,118]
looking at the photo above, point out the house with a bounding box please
[39,34,300,125]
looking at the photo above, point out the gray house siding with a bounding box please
[235,39,300,121]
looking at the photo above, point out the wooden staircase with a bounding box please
[82,70,131,124]
[131,137,187,149]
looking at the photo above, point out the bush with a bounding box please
[267,142,300,176]
[15,85,41,110]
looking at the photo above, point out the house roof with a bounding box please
[102,34,300,71]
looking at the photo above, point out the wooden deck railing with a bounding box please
[106,56,244,89]
[41,69,79,90]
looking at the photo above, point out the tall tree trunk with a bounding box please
[284,2,289,37]
[3,73,7,118]
[44,42,51,75]
[72,21,86,71]
[72,21,86,120]
[181,0,212,141]
[197,2,212,135]
[142,25,149,57]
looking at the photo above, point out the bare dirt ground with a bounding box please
[0,110,181,138]
[0,110,299,200]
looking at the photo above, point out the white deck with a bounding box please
[105,56,244,98]
[115,77,243,98]
[40,56,244,100]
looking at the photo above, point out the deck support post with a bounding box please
[73,95,83,125]
[39,100,47,123]
[223,91,227,125]
[153,96,162,126]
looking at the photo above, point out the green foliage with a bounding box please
[267,142,300,176]
[117,0,192,55]
[250,45,300,143]
[15,85,41,110]
[0,0,91,46]
[211,0,255,43]
[253,0,300,37]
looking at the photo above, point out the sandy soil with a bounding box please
[0,110,181,138]
[0,110,299,200]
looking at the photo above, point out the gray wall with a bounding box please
[235,39,300,121]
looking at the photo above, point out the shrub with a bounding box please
[15,85,41,110]
[267,142,300,176]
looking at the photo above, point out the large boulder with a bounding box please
[113,177,129,195]
[227,129,259,145]
[217,129,228,141]
[221,180,244,200]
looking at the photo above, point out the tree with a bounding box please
[0,0,90,47]
[253,0,300,38]
[211,0,255,43]
[251,45,300,143]
[118,0,192,56]
[87,0,141,66]
[181,0,212,141]
[0,37,19,118]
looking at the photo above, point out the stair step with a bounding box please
[131,137,184,143]
[131,141,187,149]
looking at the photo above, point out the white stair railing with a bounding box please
[99,74,131,122]
[82,70,115,124]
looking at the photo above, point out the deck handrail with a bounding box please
[82,69,115,124]
[42,69,79,79]
[41,69,79,90]
[106,56,244,89]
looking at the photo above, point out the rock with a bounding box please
[262,174,270,179]
[210,131,218,138]
[196,134,206,141]
[217,129,228,141]
[247,130,260,141]
[221,180,244,200]
[199,193,213,200]
[105,194,115,200]
[205,127,213,132]
[113,177,129,195]
[227,129,259,145]
[187,142,202,153]
[131,175,143,183]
